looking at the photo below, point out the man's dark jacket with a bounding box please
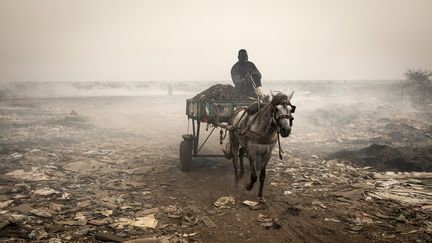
[231,61,262,98]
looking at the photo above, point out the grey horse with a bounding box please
[226,91,294,202]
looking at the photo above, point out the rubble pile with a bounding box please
[267,156,432,240]
[332,144,432,171]
[193,84,250,101]
[298,103,432,171]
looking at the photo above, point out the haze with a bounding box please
[0,0,431,82]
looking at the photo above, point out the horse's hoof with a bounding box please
[239,171,244,177]
[259,197,266,203]
[246,184,253,191]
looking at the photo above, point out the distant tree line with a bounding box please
[404,68,431,84]
[403,68,432,107]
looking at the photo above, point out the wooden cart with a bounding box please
[179,98,254,171]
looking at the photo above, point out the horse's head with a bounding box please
[270,91,295,137]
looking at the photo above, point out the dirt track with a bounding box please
[0,95,431,242]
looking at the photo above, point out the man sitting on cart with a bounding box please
[231,49,264,99]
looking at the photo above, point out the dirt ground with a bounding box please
[0,93,431,242]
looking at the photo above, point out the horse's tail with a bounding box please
[222,141,233,159]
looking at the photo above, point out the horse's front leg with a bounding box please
[246,154,257,191]
[258,153,271,202]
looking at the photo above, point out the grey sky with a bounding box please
[0,0,431,82]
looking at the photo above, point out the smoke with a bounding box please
[2,79,429,171]
[0,81,217,99]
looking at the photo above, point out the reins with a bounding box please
[277,132,284,160]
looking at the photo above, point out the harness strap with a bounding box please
[239,104,271,136]
[277,132,284,160]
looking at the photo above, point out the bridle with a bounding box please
[271,103,295,131]
[271,102,295,160]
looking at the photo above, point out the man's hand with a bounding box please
[255,86,264,98]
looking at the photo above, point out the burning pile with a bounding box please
[193,84,250,101]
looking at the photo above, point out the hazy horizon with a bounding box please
[1,0,431,82]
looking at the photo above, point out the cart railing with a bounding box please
[179,99,254,172]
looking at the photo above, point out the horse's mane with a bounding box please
[270,93,288,105]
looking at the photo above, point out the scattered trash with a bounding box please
[256,214,281,229]
[200,215,217,228]
[0,220,10,230]
[123,237,169,243]
[84,149,115,155]
[350,225,363,231]
[48,203,63,212]
[100,201,118,210]
[74,212,87,222]
[1,90,432,242]
[285,206,301,216]
[98,210,114,217]
[312,200,327,209]
[47,238,62,243]
[214,196,235,208]
[10,152,23,159]
[77,200,91,208]
[29,228,49,240]
[61,192,71,200]
[424,221,432,234]
[243,200,259,207]
[0,200,14,209]
[352,212,374,225]
[34,187,60,196]
[135,207,160,216]
[6,169,52,181]
[94,232,125,242]
[44,224,64,233]
[57,219,87,226]
[116,214,158,229]
[63,160,101,173]
[30,208,53,218]
[330,189,364,201]
[88,218,112,226]
[325,218,341,223]
[396,214,408,224]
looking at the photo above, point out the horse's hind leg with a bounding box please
[246,154,257,191]
[239,147,246,177]
[230,132,240,177]
[258,167,266,202]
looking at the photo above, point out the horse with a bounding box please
[226,91,295,202]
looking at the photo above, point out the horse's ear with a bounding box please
[287,90,295,101]
[270,90,275,97]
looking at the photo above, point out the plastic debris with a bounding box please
[34,188,60,196]
[116,214,158,229]
[242,200,259,207]
[0,200,14,209]
[214,196,235,208]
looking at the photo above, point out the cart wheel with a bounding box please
[179,138,193,172]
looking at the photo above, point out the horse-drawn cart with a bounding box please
[179,98,254,171]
